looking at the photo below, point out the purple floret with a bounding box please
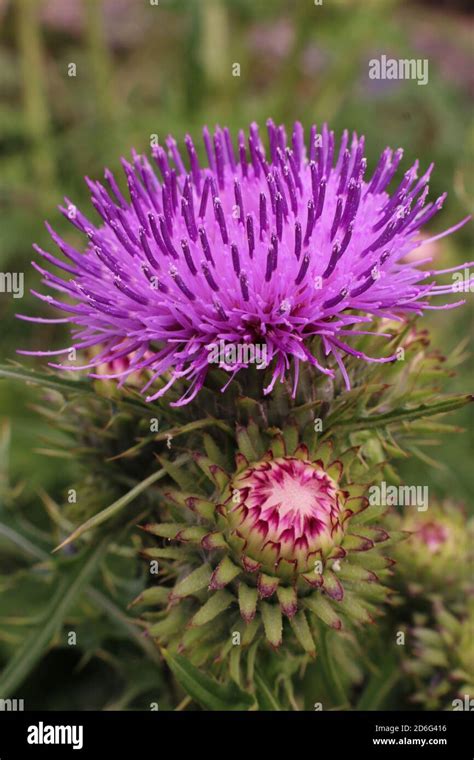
[20,120,471,405]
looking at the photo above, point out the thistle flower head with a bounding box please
[228,456,343,575]
[135,425,396,660]
[22,120,471,404]
[391,501,473,598]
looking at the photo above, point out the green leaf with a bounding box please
[86,588,162,665]
[317,627,349,708]
[203,432,230,469]
[0,363,147,412]
[255,668,283,710]
[154,418,233,445]
[229,646,242,687]
[161,650,254,710]
[356,654,401,710]
[0,364,94,395]
[0,536,110,697]
[333,395,473,432]
[0,420,11,496]
[155,454,196,492]
[53,454,190,552]
[0,522,50,563]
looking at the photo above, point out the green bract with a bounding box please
[405,599,474,710]
[135,425,397,666]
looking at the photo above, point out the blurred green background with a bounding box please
[0,0,472,708]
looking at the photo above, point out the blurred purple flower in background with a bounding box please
[247,18,294,61]
[41,0,148,48]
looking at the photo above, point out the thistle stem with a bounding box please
[318,627,350,709]
[15,0,57,206]
[84,0,117,125]
[175,695,192,711]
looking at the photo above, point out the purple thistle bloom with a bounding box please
[20,120,471,405]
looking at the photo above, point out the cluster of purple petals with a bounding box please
[20,120,471,404]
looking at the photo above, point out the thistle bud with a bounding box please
[136,425,396,664]
[390,501,473,599]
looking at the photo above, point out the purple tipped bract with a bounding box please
[21,120,471,404]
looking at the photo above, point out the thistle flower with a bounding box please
[134,425,396,663]
[390,501,473,600]
[21,120,471,405]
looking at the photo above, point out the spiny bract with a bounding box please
[134,424,398,664]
